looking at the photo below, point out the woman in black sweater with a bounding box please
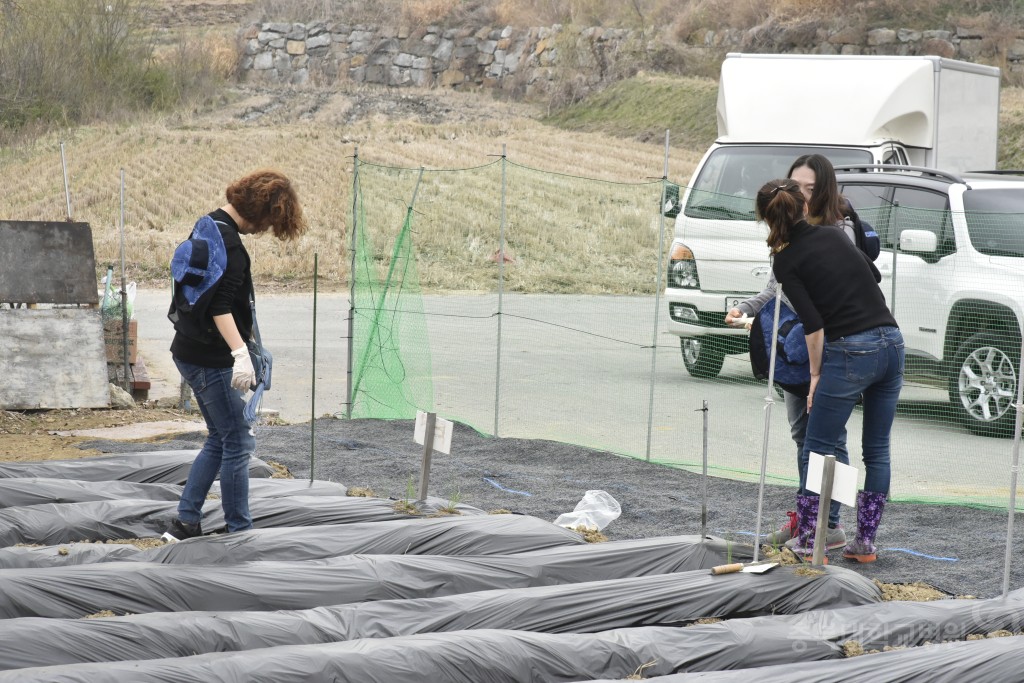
[167,169,307,539]
[757,178,904,563]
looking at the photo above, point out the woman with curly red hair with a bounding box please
[167,169,307,539]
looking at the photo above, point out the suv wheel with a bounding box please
[680,338,725,379]
[948,332,1019,437]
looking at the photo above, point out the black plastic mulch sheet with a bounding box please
[141,513,584,564]
[0,478,180,507]
[0,499,179,547]
[0,477,347,509]
[0,542,140,569]
[0,495,483,548]
[20,621,1019,683]
[0,565,882,670]
[0,514,586,569]
[0,536,755,619]
[582,632,1024,683]
[0,450,274,484]
[203,495,485,530]
[0,628,708,683]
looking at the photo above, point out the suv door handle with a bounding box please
[751,266,770,278]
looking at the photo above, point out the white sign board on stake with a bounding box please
[414,410,453,454]
[806,451,858,506]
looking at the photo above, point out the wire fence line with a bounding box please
[346,152,1024,511]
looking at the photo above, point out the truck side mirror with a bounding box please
[662,183,681,218]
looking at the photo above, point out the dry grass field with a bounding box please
[0,81,703,293]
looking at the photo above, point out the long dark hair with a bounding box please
[756,178,805,252]
[787,154,843,226]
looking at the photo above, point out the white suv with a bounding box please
[665,165,1024,437]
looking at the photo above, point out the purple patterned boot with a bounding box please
[843,491,887,563]
[786,494,820,559]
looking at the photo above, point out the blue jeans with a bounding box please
[174,357,255,533]
[800,326,904,497]
[785,389,848,527]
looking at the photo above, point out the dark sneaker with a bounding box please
[765,511,798,546]
[167,518,203,540]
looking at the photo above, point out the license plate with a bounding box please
[724,294,747,311]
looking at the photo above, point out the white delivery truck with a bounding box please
[663,53,1001,378]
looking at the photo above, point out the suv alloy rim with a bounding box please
[957,345,1016,423]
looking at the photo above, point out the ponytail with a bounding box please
[756,178,805,251]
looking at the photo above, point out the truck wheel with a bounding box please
[948,332,1019,437]
[680,338,725,379]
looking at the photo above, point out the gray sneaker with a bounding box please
[785,525,847,553]
[764,511,799,546]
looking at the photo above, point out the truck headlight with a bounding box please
[667,243,699,289]
[670,303,700,322]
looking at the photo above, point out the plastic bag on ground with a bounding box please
[553,490,621,531]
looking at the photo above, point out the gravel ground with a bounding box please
[85,417,1024,599]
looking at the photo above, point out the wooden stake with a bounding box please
[418,412,437,501]
[811,454,836,566]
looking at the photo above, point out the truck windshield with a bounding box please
[685,146,872,221]
[962,188,1024,257]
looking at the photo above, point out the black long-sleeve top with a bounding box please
[170,209,253,368]
[772,220,897,341]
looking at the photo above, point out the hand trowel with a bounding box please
[709,561,779,575]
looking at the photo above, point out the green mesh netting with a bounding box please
[348,158,1024,511]
[349,163,433,419]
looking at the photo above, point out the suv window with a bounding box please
[840,184,890,211]
[838,183,892,245]
[962,188,1024,257]
[686,146,872,221]
[892,187,954,257]
[839,183,953,256]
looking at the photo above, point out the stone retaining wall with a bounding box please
[237,20,1022,90]
[239,22,643,95]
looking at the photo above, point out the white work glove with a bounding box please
[230,346,255,392]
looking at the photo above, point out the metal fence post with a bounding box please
[1002,332,1024,598]
[645,130,671,460]
[493,145,508,437]
[346,146,359,419]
